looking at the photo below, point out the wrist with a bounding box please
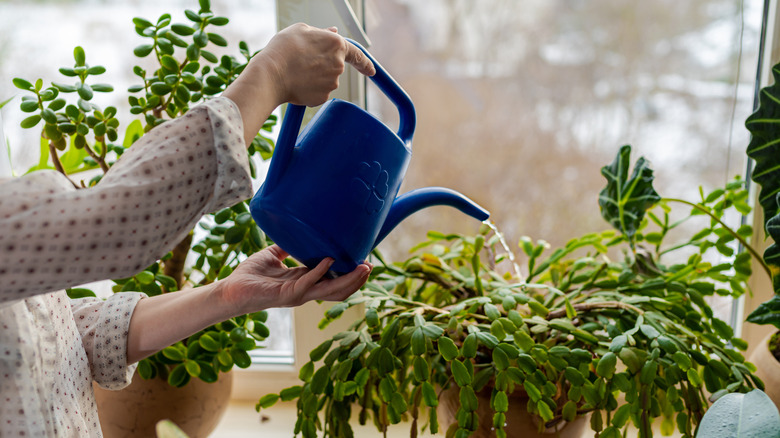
[244,51,287,108]
[222,51,287,147]
[204,278,240,321]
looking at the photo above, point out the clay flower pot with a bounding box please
[93,370,233,438]
[437,384,588,438]
[750,331,780,411]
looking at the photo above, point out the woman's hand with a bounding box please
[127,245,371,363]
[259,23,375,107]
[219,245,372,312]
[223,23,376,147]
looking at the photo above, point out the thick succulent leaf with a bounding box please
[155,420,190,438]
[746,294,780,330]
[746,64,780,231]
[695,390,780,437]
[746,63,780,295]
[765,197,780,294]
[0,96,13,109]
[598,145,660,244]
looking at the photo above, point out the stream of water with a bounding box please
[482,219,524,282]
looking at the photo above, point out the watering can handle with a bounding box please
[344,38,416,145]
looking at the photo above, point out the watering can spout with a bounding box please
[261,104,306,193]
[374,187,490,247]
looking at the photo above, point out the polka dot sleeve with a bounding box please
[70,292,146,389]
[0,97,252,304]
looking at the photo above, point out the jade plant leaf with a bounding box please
[155,420,190,438]
[0,96,13,109]
[695,389,780,437]
[598,145,660,245]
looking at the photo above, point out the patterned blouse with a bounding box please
[0,97,253,437]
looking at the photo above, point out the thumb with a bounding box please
[267,245,289,261]
[327,26,338,33]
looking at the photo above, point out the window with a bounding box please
[2,0,772,398]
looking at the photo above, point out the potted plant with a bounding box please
[256,145,764,438]
[743,60,780,409]
[8,1,278,436]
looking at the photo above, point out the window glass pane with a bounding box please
[0,0,277,172]
[252,308,295,365]
[366,0,763,326]
[0,109,9,178]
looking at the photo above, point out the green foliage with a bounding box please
[746,63,780,234]
[257,147,762,438]
[136,310,268,387]
[65,287,97,299]
[13,1,274,181]
[695,389,780,437]
[9,1,279,386]
[746,295,780,330]
[598,144,661,246]
[745,61,780,329]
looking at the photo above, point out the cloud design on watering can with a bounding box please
[351,161,389,215]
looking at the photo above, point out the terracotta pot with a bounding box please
[438,385,588,438]
[93,370,233,438]
[749,331,780,410]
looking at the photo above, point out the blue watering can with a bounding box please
[249,39,489,275]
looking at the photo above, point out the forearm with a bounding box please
[222,53,283,148]
[126,282,236,363]
[125,244,373,364]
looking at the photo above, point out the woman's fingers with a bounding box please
[295,257,335,291]
[305,263,371,302]
[266,245,289,261]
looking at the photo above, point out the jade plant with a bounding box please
[745,61,780,361]
[9,0,279,387]
[257,145,764,438]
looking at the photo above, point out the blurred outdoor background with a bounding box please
[0,0,763,357]
[365,0,761,262]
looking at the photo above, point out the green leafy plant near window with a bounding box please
[8,0,280,387]
[745,61,780,358]
[257,145,766,438]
